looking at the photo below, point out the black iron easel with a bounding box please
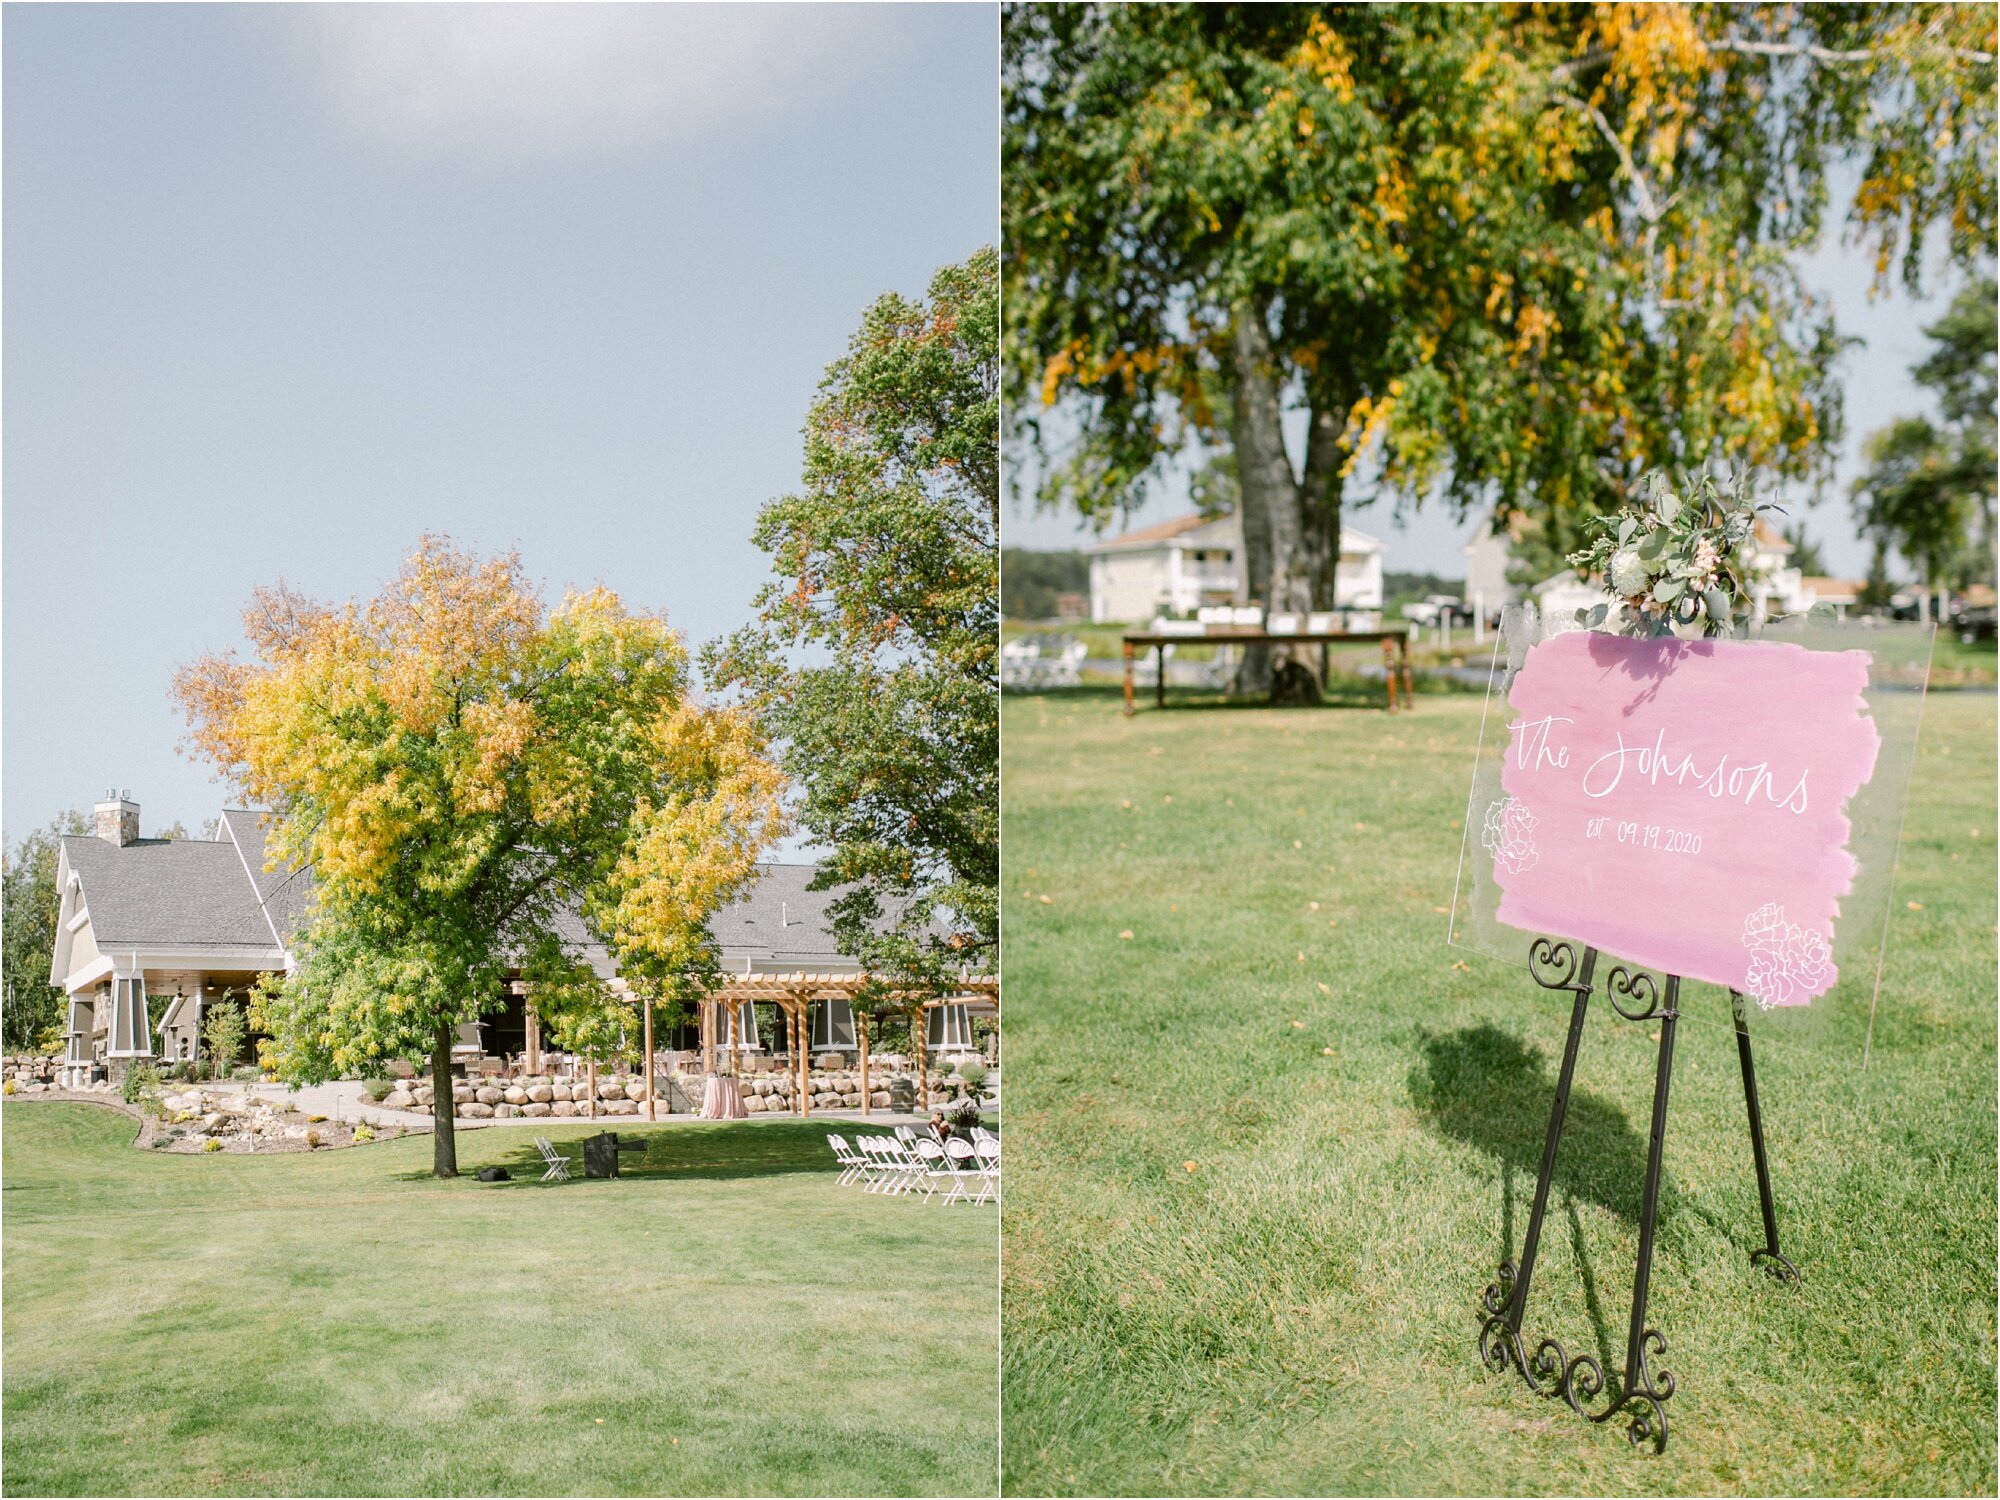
[1476,939,1799,1451]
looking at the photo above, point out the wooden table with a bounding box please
[1120,628,1415,715]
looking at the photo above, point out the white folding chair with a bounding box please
[533,1137,571,1182]
[943,1137,981,1205]
[827,1133,864,1186]
[973,1137,1001,1205]
[859,1136,901,1194]
[910,1138,958,1201]
[879,1136,923,1196]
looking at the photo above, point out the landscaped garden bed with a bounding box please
[3,1079,409,1153]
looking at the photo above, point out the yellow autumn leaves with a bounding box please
[173,536,788,979]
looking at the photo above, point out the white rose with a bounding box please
[1608,548,1648,597]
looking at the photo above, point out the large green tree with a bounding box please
[1852,275,1998,618]
[176,539,785,1177]
[1006,3,1995,686]
[706,250,999,996]
[1,810,89,1052]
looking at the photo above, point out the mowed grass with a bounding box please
[3,1111,997,1497]
[1000,686,1996,1495]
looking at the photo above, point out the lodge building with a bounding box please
[50,792,984,1086]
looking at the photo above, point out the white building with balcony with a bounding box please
[1085,511,1386,625]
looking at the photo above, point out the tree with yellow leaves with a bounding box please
[1007,4,1995,690]
[175,538,785,1177]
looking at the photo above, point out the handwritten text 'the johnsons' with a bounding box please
[1508,715,1810,815]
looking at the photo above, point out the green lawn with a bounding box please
[3,1110,997,1497]
[1000,687,1997,1495]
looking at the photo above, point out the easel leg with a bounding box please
[1480,946,1597,1386]
[1732,991,1801,1284]
[1479,951,1687,1452]
[1616,977,1680,1450]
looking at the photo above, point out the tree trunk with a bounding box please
[429,1021,457,1179]
[1299,403,1348,618]
[1227,303,1309,696]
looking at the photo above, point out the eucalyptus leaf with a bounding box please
[1657,490,1680,526]
[1653,578,1685,602]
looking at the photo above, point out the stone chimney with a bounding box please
[94,789,139,847]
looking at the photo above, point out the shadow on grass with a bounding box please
[1409,1024,1668,1226]
[389,1119,854,1187]
[1409,1024,1685,1372]
[1011,675,1471,714]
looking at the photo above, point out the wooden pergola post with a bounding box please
[858,1010,871,1117]
[797,996,812,1118]
[915,1001,929,1116]
[700,1001,714,1077]
[525,1000,540,1075]
[643,993,655,1121]
[588,1056,598,1120]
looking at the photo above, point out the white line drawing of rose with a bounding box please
[1482,797,1539,876]
[1741,902,1834,1008]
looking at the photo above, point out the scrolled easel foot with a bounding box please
[1751,1247,1801,1285]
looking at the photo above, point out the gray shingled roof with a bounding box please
[67,819,876,969]
[219,810,318,943]
[62,835,286,951]
[716,863,858,966]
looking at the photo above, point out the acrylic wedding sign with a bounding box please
[1453,605,1933,1062]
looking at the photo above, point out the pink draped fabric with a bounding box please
[700,1076,747,1119]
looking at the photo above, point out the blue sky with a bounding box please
[1007,172,1974,582]
[3,2,997,842]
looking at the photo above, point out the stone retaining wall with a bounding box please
[389,1067,966,1120]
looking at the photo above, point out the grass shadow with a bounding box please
[1408,1023,1677,1230]
[1013,675,1465,713]
[386,1119,853,1187]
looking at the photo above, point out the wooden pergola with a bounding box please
[655,972,999,1122]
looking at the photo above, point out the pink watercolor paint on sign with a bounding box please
[1487,631,1881,1005]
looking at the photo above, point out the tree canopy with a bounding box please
[2,810,89,1052]
[1852,275,1998,607]
[175,538,785,1176]
[706,249,999,998]
[1006,3,1995,677]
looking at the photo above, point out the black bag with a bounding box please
[476,1166,510,1182]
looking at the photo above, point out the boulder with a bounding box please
[596,1079,626,1100]
[494,1103,516,1118]
[607,1099,638,1116]
[743,1095,764,1113]
[551,1083,573,1102]
[460,1102,494,1119]
[551,1101,576,1118]
[504,1086,529,1106]
[383,1090,416,1112]
[522,1102,552,1118]
[475,1085,503,1105]
[528,1085,554,1104]
[871,1091,892,1109]
[623,1082,648,1102]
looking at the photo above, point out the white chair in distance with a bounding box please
[532,1137,571,1183]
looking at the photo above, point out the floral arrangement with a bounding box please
[1567,471,1781,637]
